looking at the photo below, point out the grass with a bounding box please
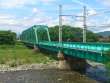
[0,42,57,67]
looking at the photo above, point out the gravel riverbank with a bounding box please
[0,62,99,83]
[0,62,58,72]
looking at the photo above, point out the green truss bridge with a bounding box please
[20,25,110,64]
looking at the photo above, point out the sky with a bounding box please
[0,0,110,33]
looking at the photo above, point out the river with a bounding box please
[0,69,98,83]
[86,64,110,83]
[0,63,109,83]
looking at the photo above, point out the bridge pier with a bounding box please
[66,57,87,73]
[57,51,87,71]
[33,45,39,52]
[57,51,71,70]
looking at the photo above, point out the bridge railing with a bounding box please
[62,42,110,52]
[39,41,110,52]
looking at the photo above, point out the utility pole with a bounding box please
[83,6,87,43]
[58,5,87,43]
[59,5,62,44]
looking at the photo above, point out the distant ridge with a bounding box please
[97,31,110,37]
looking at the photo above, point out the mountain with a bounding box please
[98,31,110,37]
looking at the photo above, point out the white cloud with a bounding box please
[0,14,18,25]
[32,8,39,13]
[0,7,51,33]
[72,0,93,10]
[74,21,83,27]
[72,0,97,16]
[0,14,14,19]
[41,0,56,4]
[1,0,110,33]
[32,7,43,14]
[48,19,58,26]
[87,9,97,16]
[0,14,26,33]
[0,0,56,8]
[0,0,37,8]
[98,0,110,6]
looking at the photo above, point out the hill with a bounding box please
[98,31,110,37]
[33,25,99,42]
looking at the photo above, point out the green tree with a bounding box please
[0,31,16,45]
[32,25,100,42]
[49,25,99,42]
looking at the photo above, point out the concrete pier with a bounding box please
[33,45,39,52]
[57,51,87,71]
[57,51,71,70]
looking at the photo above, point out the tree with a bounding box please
[49,25,99,42]
[0,31,16,45]
[32,25,100,42]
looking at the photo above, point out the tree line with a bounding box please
[0,30,16,45]
[37,25,100,42]
[0,25,100,45]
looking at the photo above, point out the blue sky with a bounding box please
[0,0,110,33]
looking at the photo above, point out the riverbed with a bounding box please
[0,69,98,83]
[0,62,109,83]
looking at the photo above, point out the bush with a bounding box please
[0,31,16,45]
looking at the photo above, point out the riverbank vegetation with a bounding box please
[0,31,16,45]
[0,42,57,67]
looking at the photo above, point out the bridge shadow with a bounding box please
[39,49,87,74]
[24,43,58,60]
[65,56,87,74]
[24,43,87,74]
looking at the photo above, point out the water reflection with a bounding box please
[86,65,110,83]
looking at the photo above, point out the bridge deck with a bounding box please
[38,41,110,63]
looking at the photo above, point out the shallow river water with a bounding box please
[0,64,109,83]
[86,65,110,83]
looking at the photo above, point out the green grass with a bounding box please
[0,43,57,67]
